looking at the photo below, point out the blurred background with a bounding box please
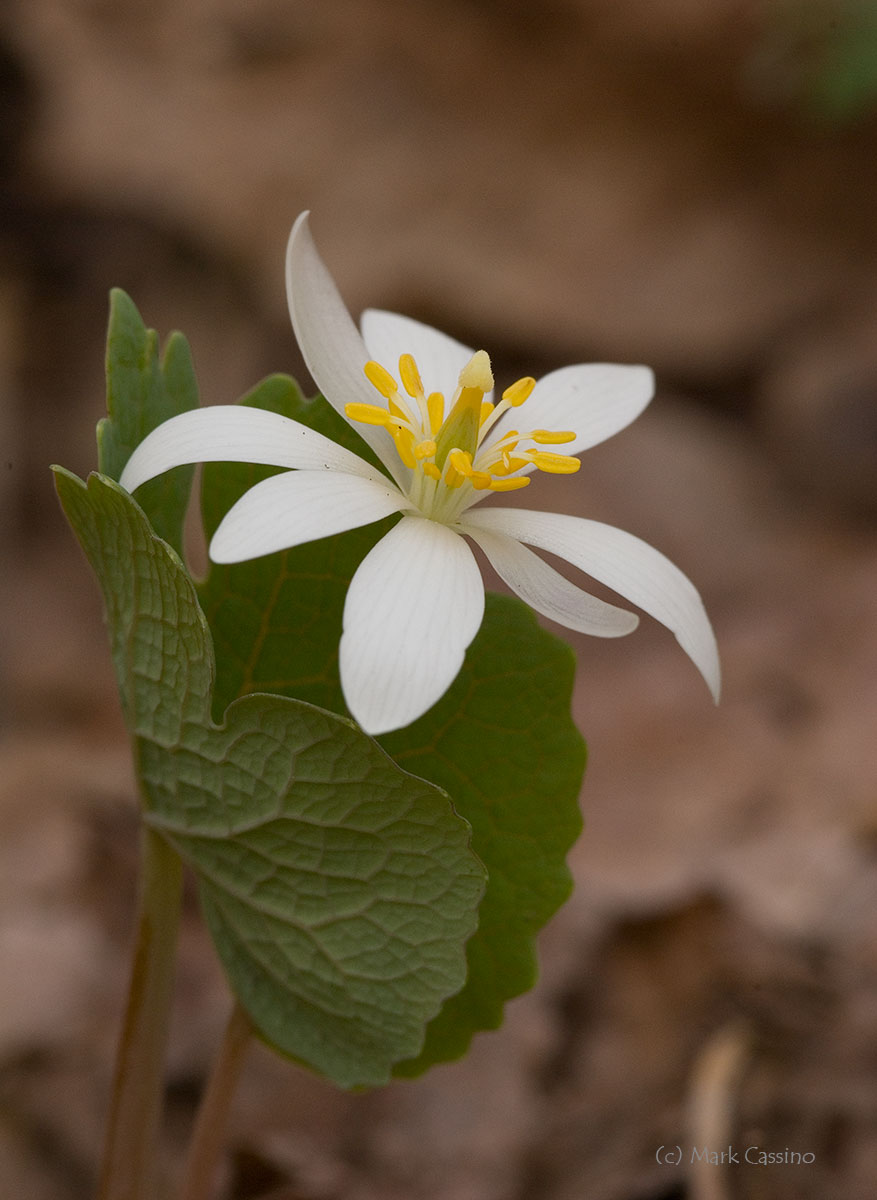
[2,0,877,1197]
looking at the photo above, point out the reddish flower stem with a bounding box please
[98,826,184,1200]
[179,1002,253,1200]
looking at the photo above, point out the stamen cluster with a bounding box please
[345,351,581,524]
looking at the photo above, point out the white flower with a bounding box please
[120,212,720,735]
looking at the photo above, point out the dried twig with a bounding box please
[685,1021,752,1200]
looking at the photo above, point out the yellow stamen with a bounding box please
[528,451,581,474]
[489,476,531,492]
[502,376,536,407]
[491,455,528,476]
[399,354,424,399]
[427,392,444,434]
[364,360,398,399]
[448,449,474,477]
[345,402,395,427]
[359,350,580,507]
[531,429,576,445]
[392,428,416,468]
[388,395,411,421]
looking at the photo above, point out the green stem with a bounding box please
[98,826,184,1200]
[180,1002,253,1200]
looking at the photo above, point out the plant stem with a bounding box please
[686,1022,751,1200]
[98,826,184,1200]
[180,1002,253,1200]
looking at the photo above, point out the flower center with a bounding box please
[346,350,580,522]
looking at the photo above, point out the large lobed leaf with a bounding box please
[55,469,484,1088]
[55,295,486,1088]
[197,379,587,1074]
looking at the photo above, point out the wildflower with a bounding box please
[120,213,720,734]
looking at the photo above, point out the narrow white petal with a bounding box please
[285,213,403,483]
[209,471,409,563]
[482,363,654,467]
[340,516,484,735]
[469,507,720,700]
[119,406,385,495]
[461,522,639,637]
[360,309,488,401]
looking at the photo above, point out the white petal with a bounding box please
[461,522,639,637]
[360,309,489,401]
[481,363,653,467]
[209,471,410,563]
[119,406,385,494]
[340,516,484,734]
[286,213,403,483]
[468,507,720,700]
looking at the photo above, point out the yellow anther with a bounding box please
[364,360,399,399]
[448,449,474,476]
[427,392,444,434]
[414,439,437,459]
[423,462,441,481]
[502,376,536,407]
[399,354,424,399]
[528,451,581,474]
[479,400,495,425]
[392,427,416,468]
[345,402,394,427]
[531,429,576,445]
[491,455,527,476]
[471,471,493,490]
[444,464,465,488]
[489,476,531,492]
[458,350,494,393]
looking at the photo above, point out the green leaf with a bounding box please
[197,387,586,1073]
[53,468,485,1088]
[96,289,198,556]
[382,594,585,1074]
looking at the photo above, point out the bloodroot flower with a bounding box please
[120,213,720,735]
